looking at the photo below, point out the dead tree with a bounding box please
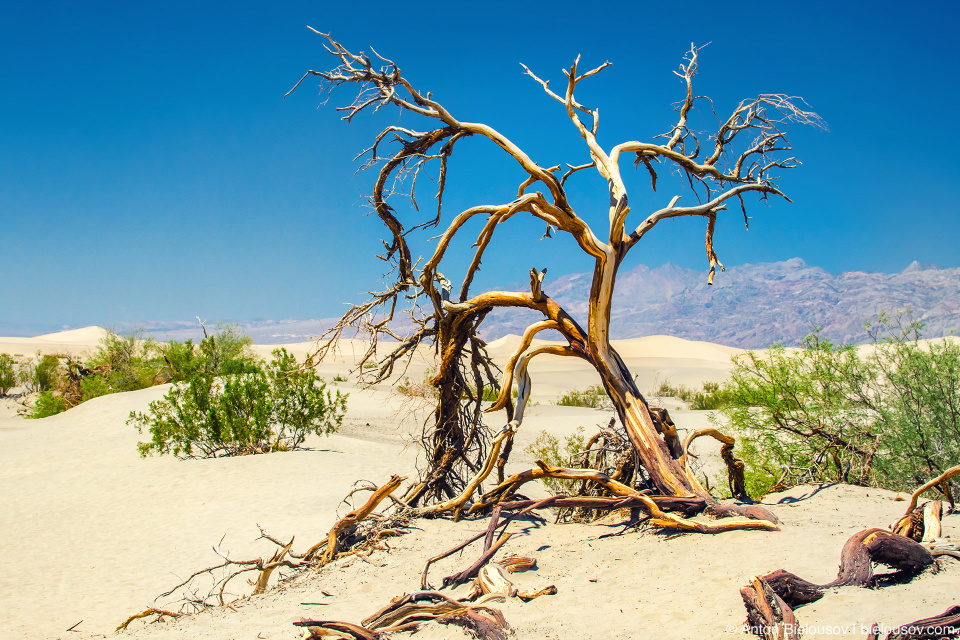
[290,32,824,518]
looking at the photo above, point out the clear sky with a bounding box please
[2,1,958,335]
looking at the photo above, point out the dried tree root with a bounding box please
[904,465,960,514]
[830,528,934,587]
[740,576,800,640]
[305,475,406,565]
[421,497,557,590]
[415,428,514,517]
[758,529,935,610]
[474,461,779,533]
[497,495,706,517]
[867,605,960,639]
[116,608,182,632]
[893,501,943,543]
[437,606,513,640]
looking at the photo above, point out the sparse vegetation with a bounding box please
[130,347,347,458]
[0,354,17,396]
[29,390,68,419]
[713,317,960,498]
[556,385,608,408]
[524,427,586,493]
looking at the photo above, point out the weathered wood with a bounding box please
[307,475,405,565]
[441,533,512,589]
[740,577,800,640]
[885,605,960,639]
[829,529,934,587]
[475,462,779,533]
[760,569,825,607]
[755,528,935,618]
[892,501,943,543]
[496,495,707,517]
[436,607,512,640]
[295,619,381,640]
[904,464,960,514]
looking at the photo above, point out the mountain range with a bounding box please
[27,259,956,349]
[481,258,960,348]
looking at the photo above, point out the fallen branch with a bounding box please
[306,474,406,565]
[904,465,960,514]
[116,608,182,632]
[740,576,799,640]
[474,461,779,533]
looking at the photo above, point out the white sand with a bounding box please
[1,328,956,640]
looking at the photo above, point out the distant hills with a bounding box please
[481,258,960,348]
[12,259,957,349]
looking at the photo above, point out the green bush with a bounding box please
[713,320,960,498]
[29,390,68,418]
[130,347,347,458]
[0,354,17,396]
[267,347,347,450]
[85,329,162,392]
[32,354,61,392]
[524,427,586,493]
[556,385,607,408]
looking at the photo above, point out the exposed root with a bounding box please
[116,608,182,632]
[119,478,409,632]
[903,465,960,515]
[472,461,779,533]
[868,605,960,639]
[740,576,799,640]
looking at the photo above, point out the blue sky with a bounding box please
[1,1,958,335]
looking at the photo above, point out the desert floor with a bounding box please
[1,328,956,639]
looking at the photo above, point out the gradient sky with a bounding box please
[2,1,958,335]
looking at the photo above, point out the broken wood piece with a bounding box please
[361,591,463,629]
[294,619,380,640]
[759,569,825,607]
[308,475,405,565]
[437,606,513,640]
[884,604,960,639]
[740,576,800,640]
[893,501,944,543]
[116,608,183,632]
[830,528,934,587]
[904,464,960,514]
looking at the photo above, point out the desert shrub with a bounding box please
[397,368,439,399]
[80,374,112,401]
[130,348,347,458]
[711,334,882,497]
[29,390,68,418]
[651,379,695,403]
[85,329,163,393]
[524,426,586,493]
[556,385,607,408]
[156,328,260,383]
[32,354,61,392]
[0,354,17,395]
[687,381,736,410]
[267,347,347,450]
[713,319,960,498]
[872,334,960,490]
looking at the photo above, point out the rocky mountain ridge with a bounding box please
[481,258,960,348]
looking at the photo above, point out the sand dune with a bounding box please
[1,328,957,639]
